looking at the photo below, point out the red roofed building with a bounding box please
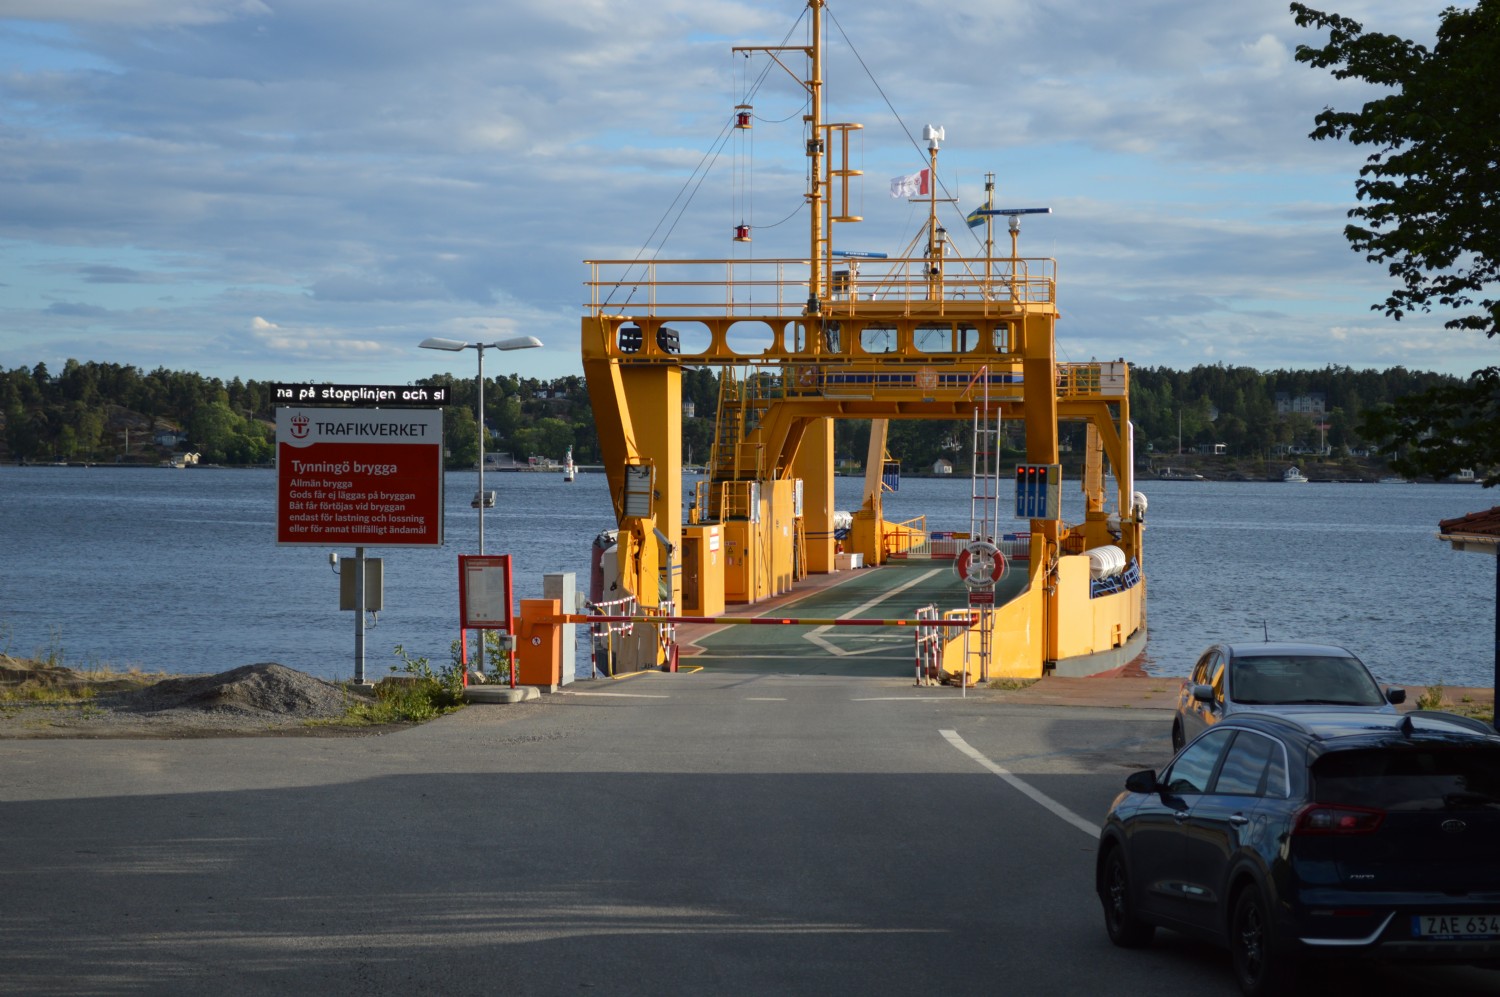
[1438,506,1499,727]
[1438,506,1500,555]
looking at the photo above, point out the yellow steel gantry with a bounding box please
[580,0,1143,675]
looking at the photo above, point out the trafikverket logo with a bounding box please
[290,413,310,439]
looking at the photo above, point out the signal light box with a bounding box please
[1015,463,1062,520]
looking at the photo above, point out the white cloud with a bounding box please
[1,0,270,26]
[0,0,1485,384]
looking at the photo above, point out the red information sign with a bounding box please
[276,407,444,547]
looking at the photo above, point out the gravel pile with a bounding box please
[116,662,355,718]
[1,661,381,739]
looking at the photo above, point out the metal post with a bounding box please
[475,344,486,677]
[354,545,366,684]
[418,333,540,684]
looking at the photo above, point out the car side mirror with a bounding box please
[1125,769,1159,794]
[1192,684,1215,703]
[1386,687,1406,705]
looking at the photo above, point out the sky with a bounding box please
[0,0,1490,387]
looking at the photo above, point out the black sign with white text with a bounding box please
[271,383,452,406]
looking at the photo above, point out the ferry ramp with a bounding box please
[677,559,1029,676]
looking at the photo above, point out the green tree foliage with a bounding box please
[0,358,1485,476]
[1364,368,1500,484]
[1129,364,1460,456]
[1293,1,1500,484]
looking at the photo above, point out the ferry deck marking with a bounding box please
[806,568,945,656]
[940,729,1099,836]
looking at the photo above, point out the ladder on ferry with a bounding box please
[963,372,1001,683]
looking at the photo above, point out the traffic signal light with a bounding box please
[1014,463,1061,519]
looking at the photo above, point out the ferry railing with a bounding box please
[696,479,759,523]
[1056,361,1128,399]
[914,605,982,687]
[998,532,1033,563]
[928,531,962,560]
[914,605,943,685]
[585,257,1056,318]
[655,599,678,672]
[883,515,928,559]
[589,594,637,678]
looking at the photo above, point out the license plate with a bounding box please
[1412,914,1500,939]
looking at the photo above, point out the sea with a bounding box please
[1,465,1495,688]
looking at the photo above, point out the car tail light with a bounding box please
[1293,803,1385,835]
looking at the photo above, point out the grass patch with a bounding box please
[1411,684,1494,724]
[1,656,169,704]
[334,645,468,726]
[988,678,1040,692]
[1416,684,1446,710]
[0,682,97,704]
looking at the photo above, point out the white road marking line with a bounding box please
[940,729,1101,837]
[745,697,788,701]
[559,691,671,699]
[852,697,957,702]
[806,568,944,657]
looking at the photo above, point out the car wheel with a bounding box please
[1171,719,1185,752]
[1100,848,1155,948]
[1230,885,1295,996]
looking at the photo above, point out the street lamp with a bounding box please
[420,335,543,675]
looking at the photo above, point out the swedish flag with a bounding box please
[965,206,987,229]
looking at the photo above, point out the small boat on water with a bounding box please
[1283,466,1309,484]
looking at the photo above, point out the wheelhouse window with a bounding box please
[859,326,898,354]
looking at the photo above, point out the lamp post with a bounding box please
[420,335,543,675]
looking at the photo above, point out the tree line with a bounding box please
[0,358,1469,471]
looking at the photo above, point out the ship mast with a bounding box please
[734,0,827,316]
[808,0,824,314]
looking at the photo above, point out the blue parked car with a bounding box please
[1098,710,1500,995]
[1173,642,1405,751]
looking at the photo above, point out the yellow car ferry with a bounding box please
[579,0,1144,680]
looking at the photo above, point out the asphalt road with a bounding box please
[3,672,1498,995]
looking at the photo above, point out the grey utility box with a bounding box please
[542,572,577,685]
[339,557,384,612]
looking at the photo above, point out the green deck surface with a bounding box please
[686,558,1030,676]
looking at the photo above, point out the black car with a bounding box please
[1096,710,1500,995]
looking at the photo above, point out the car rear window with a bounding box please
[1312,746,1500,811]
[1231,655,1384,706]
